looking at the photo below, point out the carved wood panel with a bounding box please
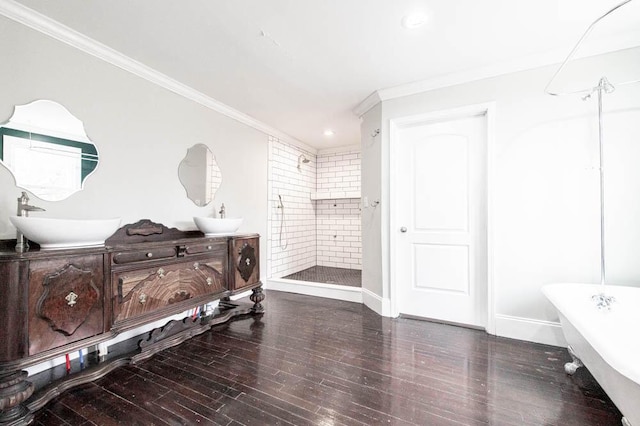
[230,236,260,292]
[36,264,100,336]
[28,255,104,356]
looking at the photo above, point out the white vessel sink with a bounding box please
[10,216,121,249]
[193,217,243,236]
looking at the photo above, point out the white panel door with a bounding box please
[395,114,487,327]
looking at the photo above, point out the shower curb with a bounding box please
[265,278,363,304]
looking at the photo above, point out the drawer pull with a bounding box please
[146,252,153,258]
[65,291,78,307]
[193,262,200,270]
[206,277,213,286]
[139,293,147,304]
[207,245,212,250]
[157,268,165,278]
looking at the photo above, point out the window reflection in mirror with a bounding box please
[178,143,222,206]
[0,100,98,201]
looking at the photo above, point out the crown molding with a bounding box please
[352,91,382,118]
[366,30,640,106]
[0,0,309,149]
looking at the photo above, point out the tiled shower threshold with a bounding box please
[283,266,361,287]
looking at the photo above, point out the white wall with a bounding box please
[361,46,640,343]
[360,102,386,311]
[0,16,268,242]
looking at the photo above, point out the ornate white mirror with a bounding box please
[178,143,222,206]
[0,100,98,201]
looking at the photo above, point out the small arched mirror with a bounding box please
[0,100,98,201]
[178,143,222,206]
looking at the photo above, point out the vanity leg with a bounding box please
[0,371,34,425]
[249,287,265,314]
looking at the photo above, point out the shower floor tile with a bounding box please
[283,266,361,287]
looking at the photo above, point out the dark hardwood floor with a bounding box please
[33,291,622,425]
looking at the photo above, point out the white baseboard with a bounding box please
[264,280,568,348]
[362,288,392,317]
[265,278,363,303]
[494,314,567,347]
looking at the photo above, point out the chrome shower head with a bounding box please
[297,154,310,170]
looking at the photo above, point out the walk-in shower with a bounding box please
[267,138,362,291]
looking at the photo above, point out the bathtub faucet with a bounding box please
[592,292,615,310]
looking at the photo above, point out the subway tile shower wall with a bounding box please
[268,137,317,278]
[316,151,361,193]
[267,137,361,278]
[316,151,361,270]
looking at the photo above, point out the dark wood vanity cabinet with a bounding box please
[0,221,263,425]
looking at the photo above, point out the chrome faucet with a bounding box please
[219,203,226,219]
[16,191,45,252]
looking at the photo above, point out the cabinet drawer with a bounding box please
[28,255,104,356]
[113,247,177,264]
[113,258,226,323]
[185,241,225,255]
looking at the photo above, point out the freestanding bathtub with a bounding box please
[543,283,640,426]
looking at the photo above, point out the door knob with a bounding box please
[400,227,407,233]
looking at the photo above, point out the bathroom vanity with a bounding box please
[0,220,263,425]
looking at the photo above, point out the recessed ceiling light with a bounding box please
[401,13,428,29]
[323,129,335,137]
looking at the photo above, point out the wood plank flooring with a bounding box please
[33,290,622,425]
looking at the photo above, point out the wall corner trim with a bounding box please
[362,288,392,317]
[0,0,309,150]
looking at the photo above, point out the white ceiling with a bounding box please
[10,0,640,150]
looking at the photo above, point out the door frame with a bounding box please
[389,102,496,334]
